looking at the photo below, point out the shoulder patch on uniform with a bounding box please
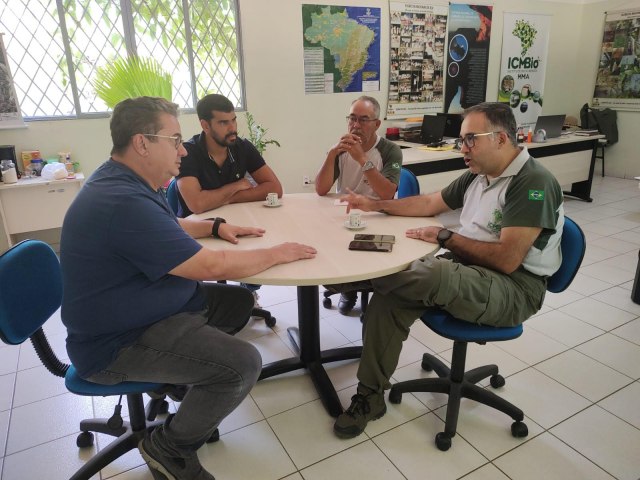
[528,189,545,201]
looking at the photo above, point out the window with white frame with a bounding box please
[0,0,245,119]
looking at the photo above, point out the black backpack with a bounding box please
[580,103,618,145]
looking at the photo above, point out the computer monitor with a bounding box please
[420,115,447,144]
[533,114,566,139]
[437,113,462,138]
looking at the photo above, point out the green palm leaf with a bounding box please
[94,56,172,108]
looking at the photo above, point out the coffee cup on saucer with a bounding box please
[348,212,362,228]
[266,192,280,207]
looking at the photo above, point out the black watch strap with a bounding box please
[206,217,226,238]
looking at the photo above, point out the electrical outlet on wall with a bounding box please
[303,175,312,186]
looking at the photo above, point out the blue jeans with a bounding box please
[86,283,262,450]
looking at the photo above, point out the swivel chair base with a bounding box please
[389,341,528,451]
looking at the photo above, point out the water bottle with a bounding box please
[0,159,18,184]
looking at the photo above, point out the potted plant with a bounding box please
[245,111,280,155]
[93,56,172,108]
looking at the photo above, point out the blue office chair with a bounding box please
[323,168,421,320]
[389,216,586,451]
[0,240,217,479]
[166,177,180,214]
[397,167,420,198]
[165,178,277,327]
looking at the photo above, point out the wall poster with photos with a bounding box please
[593,8,640,111]
[387,1,448,119]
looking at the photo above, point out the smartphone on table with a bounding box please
[348,241,393,252]
[353,234,396,243]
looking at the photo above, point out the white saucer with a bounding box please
[344,220,367,230]
[263,202,282,208]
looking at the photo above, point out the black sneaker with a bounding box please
[333,392,387,439]
[139,426,215,480]
[338,291,358,315]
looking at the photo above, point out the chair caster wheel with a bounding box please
[511,421,528,438]
[388,388,402,404]
[265,316,276,328]
[435,432,452,451]
[206,428,220,443]
[490,374,505,389]
[421,354,434,372]
[322,298,332,308]
[77,431,94,448]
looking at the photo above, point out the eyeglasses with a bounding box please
[346,115,378,124]
[143,134,183,149]
[454,131,501,150]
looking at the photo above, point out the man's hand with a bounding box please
[218,223,265,244]
[406,226,441,243]
[233,178,253,192]
[335,133,365,164]
[340,189,376,213]
[271,242,317,263]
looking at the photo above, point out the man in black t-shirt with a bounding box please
[176,94,282,217]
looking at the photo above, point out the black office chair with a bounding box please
[323,168,421,320]
[0,240,217,479]
[389,217,586,451]
[166,178,276,327]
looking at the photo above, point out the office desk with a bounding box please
[193,193,439,416]
[398,134,604,202]
[0,174,85,246]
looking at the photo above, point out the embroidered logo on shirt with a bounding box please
[487,209,503,235]
[528,190,545,201]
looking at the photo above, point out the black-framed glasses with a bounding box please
[143,134,183,149]
[454,131,501,150]
[346,115,378,124]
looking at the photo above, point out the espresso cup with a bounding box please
[348,212,362,228]
[266,192,279,206]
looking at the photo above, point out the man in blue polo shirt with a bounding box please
[60,96,316,479]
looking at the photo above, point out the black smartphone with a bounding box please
[353,234,396,244]
[348,241,393,252]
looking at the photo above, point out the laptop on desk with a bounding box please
[437,112,462,138]
[534,114,566,139]
[420,115,447,145]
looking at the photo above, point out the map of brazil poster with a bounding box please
[302,5,381,94]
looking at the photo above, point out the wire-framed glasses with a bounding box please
[346,115,378,124]
[454,131,501,150]
[144,134,183,149]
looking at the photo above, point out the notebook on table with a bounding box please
[420,115,447,145]
[533,114,566,139]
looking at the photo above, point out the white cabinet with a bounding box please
[0,174,84,246]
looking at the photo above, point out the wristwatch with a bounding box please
[362,160,375,172]
[437,228,453,249]
[206,217,226,238]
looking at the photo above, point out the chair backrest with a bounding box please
[398,168,420,198]
[547,217,585,293]
[0,240,62,345]
[166,178,180,215]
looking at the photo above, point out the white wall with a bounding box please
[0,0,636,249]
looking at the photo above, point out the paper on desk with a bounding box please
[419,144,456,152]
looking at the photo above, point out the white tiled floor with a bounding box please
[2,176,640,479]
